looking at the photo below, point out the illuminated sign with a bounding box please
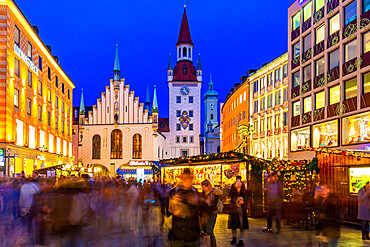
[129,160,152,166]
[0,149,4,167]
[14,44,39,76]
[0,149,4,156]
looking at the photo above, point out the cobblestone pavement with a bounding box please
[1,211,369,247]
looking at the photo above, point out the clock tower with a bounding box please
[166,7,202,158]
[204,75,219,133]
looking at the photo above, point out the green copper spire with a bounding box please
[168,53,173,70]
[152,85,158,113]
[79,89,85,115]
[197,54,202,70]
[144,84,151,112]
[209,74,213,88]
[113,44,120,81]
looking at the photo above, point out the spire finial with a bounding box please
[152,85,158,113]
[197,54,202,70]
[209,74,213,89]
[168,53,173,70]
[113,45,120,81]
[79,88,85,115]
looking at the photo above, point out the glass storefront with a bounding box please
[313,120,338,148]
[291,126,310,151]
[349,167,370,193]
[342,112,370,145]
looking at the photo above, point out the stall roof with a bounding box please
[36,165,62,174]
[161,158,246,167]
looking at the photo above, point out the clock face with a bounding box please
[209,103,215,108]
[180,85,190,96]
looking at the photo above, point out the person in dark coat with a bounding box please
[263,172,283,234]
[358,182,370,240]
[228,176,249,247]
[168,168,201,247]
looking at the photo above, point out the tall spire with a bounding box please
[152,85,158,113]
[113,44,120,81]
[144,84,151,112]
[79,89,85,115]
[197,54,202,70]
[209,74,213,89]
[177,7,193,45]
[168,53,173,70]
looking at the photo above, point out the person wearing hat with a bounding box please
[263,172,283,233]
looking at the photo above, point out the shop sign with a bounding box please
[14,44,39,76]
[129,160,152,166]
[0,149,4,167]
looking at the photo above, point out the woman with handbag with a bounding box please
[228,176,249,247]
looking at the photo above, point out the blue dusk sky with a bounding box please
[16,0,294,118]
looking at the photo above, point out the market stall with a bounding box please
[117,160,156,182]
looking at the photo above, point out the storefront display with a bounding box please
[343,112,370,145]
[291,126,310,151]
[349,167,370,193]
[313,120,338,148]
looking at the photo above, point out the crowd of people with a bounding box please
[0,168,366,247]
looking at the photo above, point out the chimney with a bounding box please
[32,26,39,34]
[46,46,51,53]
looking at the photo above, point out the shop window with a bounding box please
[329,85,340,104]
[342,111,370,145]
[38,81,42,95]
[15,58,19,76]
[363,31,370,54]
[14,25,20,46]
[345,0,357,25]
[350,167,370,193]
[329,49,340,70]
[16,119,23,146]
[303,96,312,113]
[303,33,311,52]
[315,57,325,76]
[345,77,357,100]
[363,71,370,94]
[329,13,340,35]
[189,96,193,103]
[291,126,311,151]
[303,64,311,82]
[364,0,370,13]
[293,41,300,58]
[275,90,281,105]
[176,110,181,117]
[111,129,123,159]
[48,134,53,153]
[14,88,19,107]
[313,120,338,147]
[92,135,101,159]
[293,101,301,117]
[176,96,181,103]
[315,91,325,109]
[261,97,265,110]
[132,134,142,159]
[293,70,300,87]
[303,1,312,21]
[316,24,325,44]
[345,39,357,62]
[27,70,32,87]
[283,64,288,78]
[292,11,301,31]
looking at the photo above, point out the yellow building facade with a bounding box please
[0,0,74,176]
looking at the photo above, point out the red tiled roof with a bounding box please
[173,61,197,81]
[177,9,193,45]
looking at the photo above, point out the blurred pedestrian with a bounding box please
[263,172,283,234]
[358,181,370,240]
[19,177,39,235]
[228,176,248,247]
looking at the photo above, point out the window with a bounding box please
[189,124,193,131]
[267,116,272,131]
[38,56,43,71]
[304,96,312,113]
[190,136,194,143]
[178,48,181,58]
[189,96,194,103]
[275,114,281,129]
[48,89,51,102]
[14,25,20,45]
[275,67,281,82]
[27,70,32,87]
[293,70,300,88]
[315,91,325,109]
[315,57,325,76]
[62,121,64,134]
[283,112,288,126]
[260,118,265,132]
[15,58,19,76]
[329,49,340,70]
[183,136,187,143]
[38,81,42,95]
[329,85,340,105]
[275,90,281,105]
[254,100,259,113]
[132,134,142,159]
[38,105,42,121]
[261,77,265,90]
[315,0,324,11]
[182,64,187,75]
[292,11,301,30]
[189,110,193,117]
[329,13,340,35]
[342,112,370,145]
[55,96,59,108]
[183,47,187,57]
[303,2,312,21]
[27,42,32,59]
[55,76,58,88]
[363,31,370,53]
[345,77,357,99]
[55,116,58,131]
[176,96,181,103]
[291,126,311,151]
[267,73,273,86]
[364,0,370,13]
[47,112,51,126]
[68,89,70,100]
[303,33,311,52]
[284,87,288,102]
[62,102,65,113]
[303,64,311,82]
[14,88,19,107]
[176,110,181,117]
[258,97,264,111]
[48,67,51,80]
[177,124,181,131]
[283,64,288,78]
[313,120,338,147]
[27,98,31,115]
[189,48,191,58]
[253,80,259,93]
[345,0,357,25]
[293,41,300,58]
[254,120,259,133]
[210,114,213,120]
[350,167,370,193]
[316,24,325,44]
[267,94,273,108]
[363,71,370,94]
[62,83,65,94]
[345,39,357,62]
[293,101,301,117]
[111,129,122,159]
[176,136,180,143]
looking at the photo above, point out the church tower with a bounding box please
[167,7,202,158]
[204,75,218,132]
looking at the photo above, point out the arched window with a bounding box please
[183,47,187,57]
[133,134,142,159]
[178,48,181,58]
[111,129,122,159]
[92,135,101,159]
[210,114,214,120]
[189,47,191,58]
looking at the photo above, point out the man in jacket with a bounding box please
[358,181,370,240]
[168,168,201,247]
[263,172,283,233]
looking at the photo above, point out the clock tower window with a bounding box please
[183,47,187,57]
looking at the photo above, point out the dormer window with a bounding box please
[183,47,187,57]
[182,64,188,75]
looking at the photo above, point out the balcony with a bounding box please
[327,102,339,118]
[301,80,311,95]
[343,97,357,113]
[327,0,339,14]
[291,27,300,41]
[302,17,311,33]
[361,93,370,108]
[313,107,325,121]
[291,55,300,70]
[342,18,357,40]
[343,57,361,76]
[291,85,300,99]
[314,40,325,56]
[314,7,324,24]
[314,73,326,89]
[327,66,340,83]
[302,111,312,124]
[302,49,312,64]
[327,30,340,49]
[291,115,300,128]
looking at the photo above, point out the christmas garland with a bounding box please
[314,147,370,158]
